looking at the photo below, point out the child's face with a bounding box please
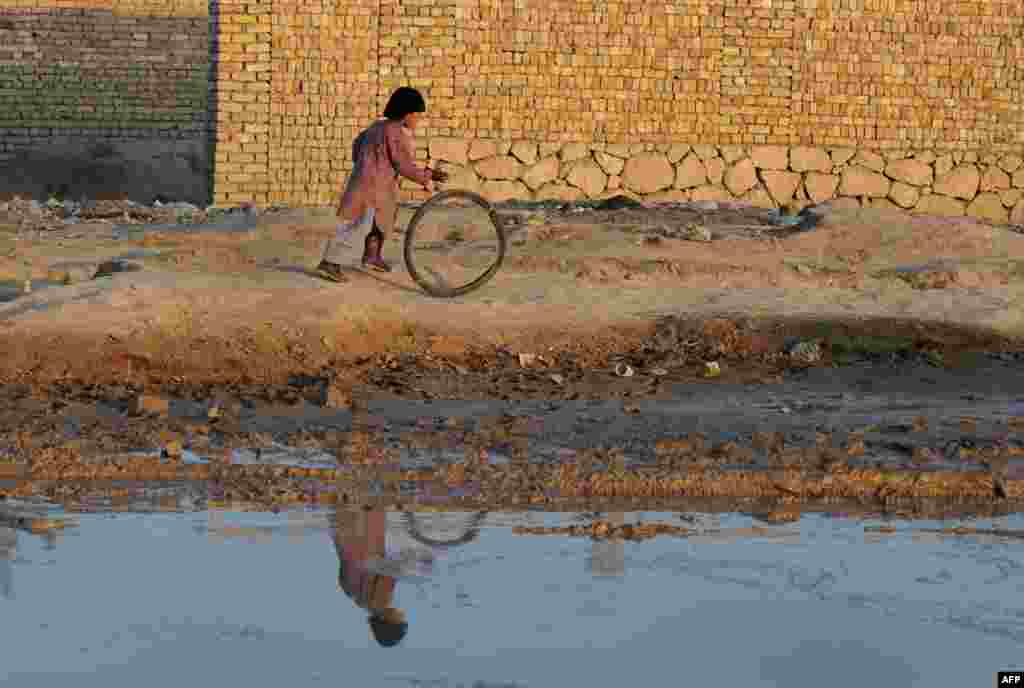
[403,112,420,130]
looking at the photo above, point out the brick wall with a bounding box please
[2,0,1022,220]
[0,0,210,203]
[212,0,1022,220]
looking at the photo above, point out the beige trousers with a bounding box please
[322,208,375,264]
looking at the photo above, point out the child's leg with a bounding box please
[323,209,375,265]
[361,199,397,271]
[361,220,390,272]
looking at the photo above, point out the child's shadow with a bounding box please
[264,262,422,295]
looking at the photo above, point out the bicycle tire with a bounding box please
[403,189,507,298]
[401,510,488,549]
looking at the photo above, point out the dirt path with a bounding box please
[2,202,1024,386]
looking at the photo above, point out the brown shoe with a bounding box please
[362,230,392,273]
[316,260,348,283]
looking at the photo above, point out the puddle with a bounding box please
[1,502,1021,687]
[0,279,66,303]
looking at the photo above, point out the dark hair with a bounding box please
[369,615,408,647]
[383,87,426,121]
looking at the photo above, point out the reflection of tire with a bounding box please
[401,511,488,549]
[403,190,507,298]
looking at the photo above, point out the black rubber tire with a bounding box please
[401,511,488,549]
[403,189,506,298]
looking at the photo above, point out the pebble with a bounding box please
[684,223,713,242]
[321,384,350,409]
[787,339,823,364]
[132,394,170,417]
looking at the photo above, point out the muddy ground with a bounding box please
[2,199,1024,510]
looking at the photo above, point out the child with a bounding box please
[317,87,448,282]
[332,506,410,647]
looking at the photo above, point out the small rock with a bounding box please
[321,384,350,409]
[132,395,170,417]
[162,440,183,459]
[787,339,823,364]
[93,260,142,279]
[549,373,565,385]
[518,353,538,368]
[650,368,668,377]
[683,223,712,242]
[614,363,635,377]
[911,446,939,465]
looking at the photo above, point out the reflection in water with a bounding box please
[0,505,74,601]
[588,512,624,577]
[0,499,1022,687]
[331,507,409,648]
[759,639,920,688]
[0,525,14,599]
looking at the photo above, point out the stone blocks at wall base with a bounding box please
[404,141,1024,223]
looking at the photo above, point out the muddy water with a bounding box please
[1,502,1022,688]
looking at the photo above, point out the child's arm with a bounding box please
[336,138,362,217]
[385,125,434,188]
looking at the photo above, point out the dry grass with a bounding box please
[318,302,425,355]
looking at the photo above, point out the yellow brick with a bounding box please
[211,0,1024,205]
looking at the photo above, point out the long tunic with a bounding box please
[333,508,397,612]
[336,119,432,237]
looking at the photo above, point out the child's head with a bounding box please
[368,607,408,647]
[383,87,426,129]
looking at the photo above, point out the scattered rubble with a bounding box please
[786,339,824,365]
[0,196,283,235]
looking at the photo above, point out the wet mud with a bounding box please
[2,321,1024,510]
[4,202,1024,511]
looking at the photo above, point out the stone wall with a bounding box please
[217,0,1024,215]
[0,0,210,204]
[416,140,1024,224]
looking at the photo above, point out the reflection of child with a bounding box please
[0,525,14,599]
[332,507,409,647]
[317,87,448,283]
